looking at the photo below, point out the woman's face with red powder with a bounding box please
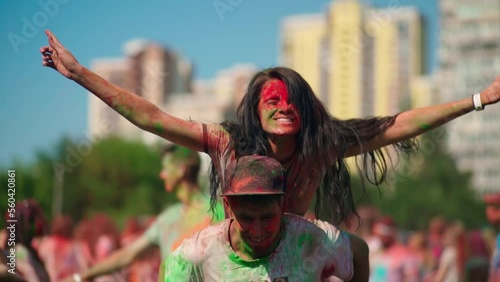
[258,79,301,137]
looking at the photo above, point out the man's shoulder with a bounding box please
[176,220,228,259]
[193,220,227,239]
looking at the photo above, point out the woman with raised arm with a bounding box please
[41,30,500,281]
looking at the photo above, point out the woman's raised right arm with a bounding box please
[40,30,204,151]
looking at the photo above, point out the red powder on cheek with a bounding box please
[265,225,277,234]
[263,218,281,233]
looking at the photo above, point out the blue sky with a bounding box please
[0,0,438,167]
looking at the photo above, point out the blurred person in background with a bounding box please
[117,216,151,282]
[2,199,50,282]
[72,218,95,270]
[41,30,500,278]
[88,213,122,282]
[120,217,143,246]
[407,231,435,281]
[348,205,381,253]
[125,217,162,282]
[38,215,88,281]
[427,216,448,272]
[431,221,466,282]
[484,192,500,282]
[464,229,490,282]
[369,216,422,282]
[90,214,121,262]
[63,145,224,282]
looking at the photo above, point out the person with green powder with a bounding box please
[66,145,224,282]
[161,155,359,281]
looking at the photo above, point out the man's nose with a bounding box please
[249,222,266,237]
[277,101,294,112]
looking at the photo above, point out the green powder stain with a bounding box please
[154,122,165,133]
[297,233,313,248]
[163,254,191,281]
[420,123,431,130]
[175,146,193,159]
[228,248,269,268]
[115,104,132,118]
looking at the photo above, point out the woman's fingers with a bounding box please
[40,46,55,57]
[46,30,65,53]
[45,30,59,44]
[42,60,55,68]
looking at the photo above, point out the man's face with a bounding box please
[159,154,183,192]
[257,79,301,137]
[486,202,500,227]
[227,197,283,253]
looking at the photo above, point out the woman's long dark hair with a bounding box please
[209,67,417,225]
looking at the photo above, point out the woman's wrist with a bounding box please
[70,64,85,80]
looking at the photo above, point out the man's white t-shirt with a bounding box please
[162,213,353,282]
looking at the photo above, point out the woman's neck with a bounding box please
[267,135,296,163]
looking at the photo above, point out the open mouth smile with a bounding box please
[274,116,295,122]
[246,235,268,244]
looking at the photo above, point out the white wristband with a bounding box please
[73,273,82,282]
[472,93,484,111]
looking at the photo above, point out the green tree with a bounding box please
[61,136,175,225]
[1,154,55,228]
[1,136,175,229]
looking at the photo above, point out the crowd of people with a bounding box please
[346,207,496,282]
[2,28,500,281]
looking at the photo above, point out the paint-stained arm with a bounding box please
[345,76,500,157]
[61,236,152,282]
[40,30,204,152]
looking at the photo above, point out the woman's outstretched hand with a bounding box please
[482,76,500,106]
[40,29,82,79]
